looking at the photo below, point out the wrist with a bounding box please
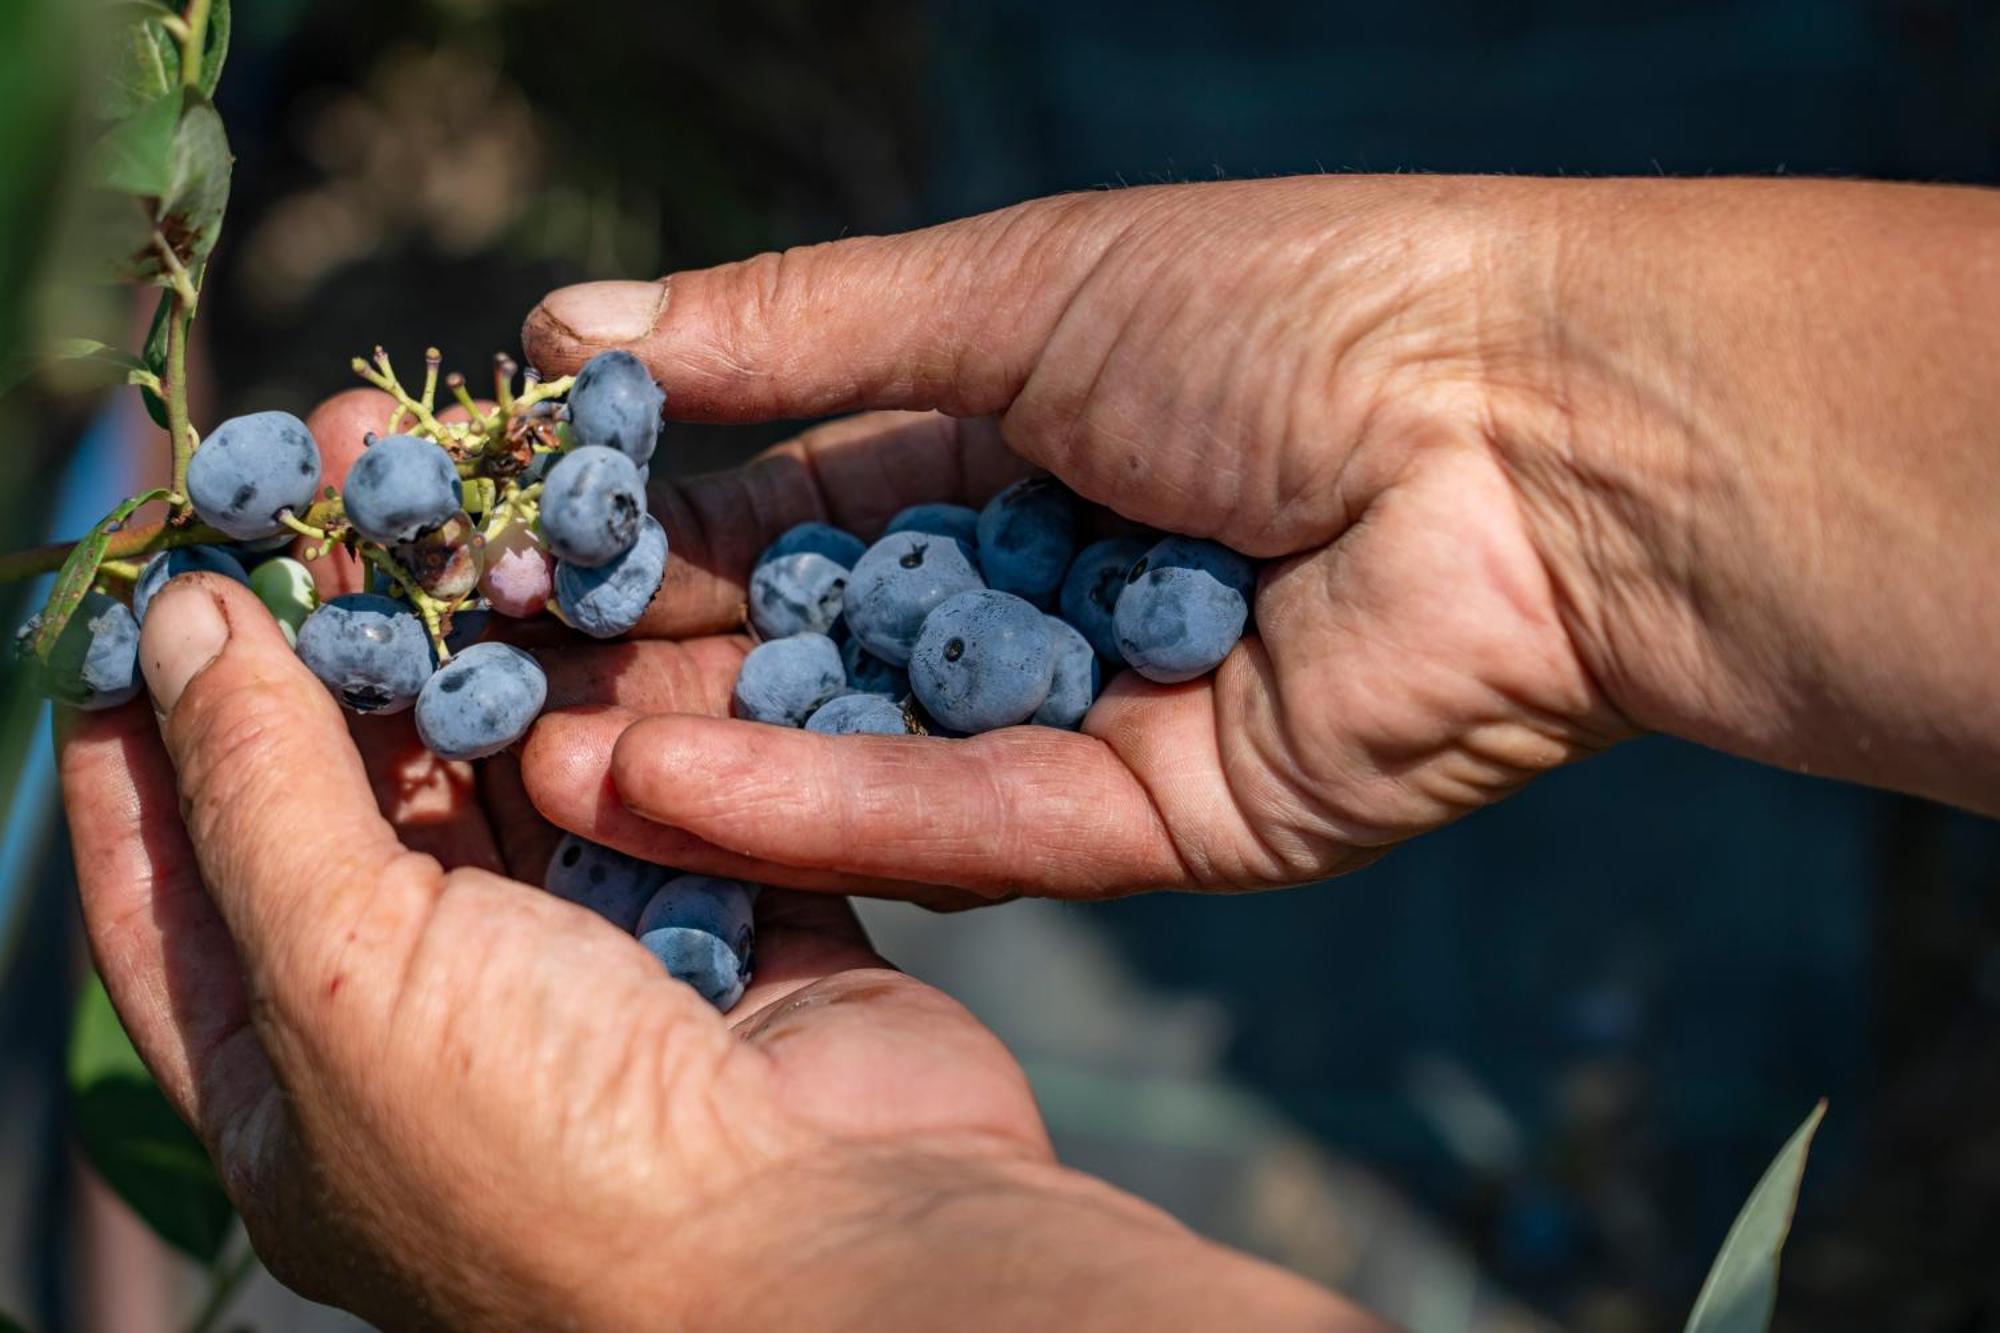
[1484,178,2000,810]
[680,1141,1376,1332]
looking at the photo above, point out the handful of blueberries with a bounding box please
[735,483,1257,737]
[20,347,1257,1014]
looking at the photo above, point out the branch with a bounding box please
[0,517,233,584]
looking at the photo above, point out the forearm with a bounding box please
[1495,177,2000,810]
[691,1149,1380,1332]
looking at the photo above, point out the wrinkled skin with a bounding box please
[516,176,2000,899]
[59,174,2000,1328]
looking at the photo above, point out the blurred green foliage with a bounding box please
[0,0,78,388]
[69,971,235,1263]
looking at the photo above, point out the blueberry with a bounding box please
[342,434,463,545]
[543,833,667,932]
[295,592,435,714]
[841,530,985,666]
[908,589,1054,733]
[749,551,848,639]
[974,477,1077,605]
[805,692,910,735]
[840,635,909,698]
[732,632,845,726]
[635,874,758,1011]
[1058,536,1150,664]
[247,555,316,644]
[554,514,668,638]
[413,641,547,760]
[566,349,665,466]
[1113,537,1256,683]
[31,593,140,710]
[186,411,323,540]
[762,521,865,569]
[883,503,979,561]
[1032,615,1099,730]
[133,545,250,623]
[538,445,646,567]
[442,605,492,655]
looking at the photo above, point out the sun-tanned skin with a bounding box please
[55,175,2000,1330]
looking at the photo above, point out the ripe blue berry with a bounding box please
[884,503,979,561]
[842,530,984,667]
[749,551,847,639]
[32,593,140,710]
[1033,615,1099,730]
[442,605,492,655]
[1113,537,1256,683]
[554,514,669,638]
[732,632,845,726]
[543,833,667,932]
[763,521,866,569]
[132,545,249,623]
[1058,536,1150,664]
[636,875,757,1011]
[295,593,435,714]
[413,642,547,760]
[908,589,1054,734]
[841,636,909,698]
[539,445,646,567]
[342,434,463,544]
[186,411,322,540]
[975,477,1077,605]
[566,349,665,466]
[805,692,910,735]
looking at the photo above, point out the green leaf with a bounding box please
[195,0,231,100]
[96,10,180,122]
[89,88,180,196]
[32,488,173,661]
[68,971,235,1262]
[150,97,231,278]
[1683,1100,1827,1333]
[139,287,174,426]
[0,1309,27,1333]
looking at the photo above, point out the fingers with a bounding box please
[520,707,997,910]
[606,712,1193,899]
[522,193,1125,422]
[57,703,272,1141]
[535,635,750,714]
[640,412,1030,637]
[137,574,428,1022]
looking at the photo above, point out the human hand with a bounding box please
[516,176,2000,900]
[60,572,1372,1332]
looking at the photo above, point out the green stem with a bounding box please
[179,0,214,90]
[182,1236,254,1333]
[0,517,230,584]
[161,279,197,522]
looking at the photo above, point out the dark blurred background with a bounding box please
[4,1,2000,1330]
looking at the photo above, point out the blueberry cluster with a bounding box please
[735,479,1258,737]
[543,834,758,1011]
[97,351,669,764]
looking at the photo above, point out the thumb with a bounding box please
[521,193,1124,423]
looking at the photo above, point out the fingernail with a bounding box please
[141,587,229,713]
[533,280,667,346]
